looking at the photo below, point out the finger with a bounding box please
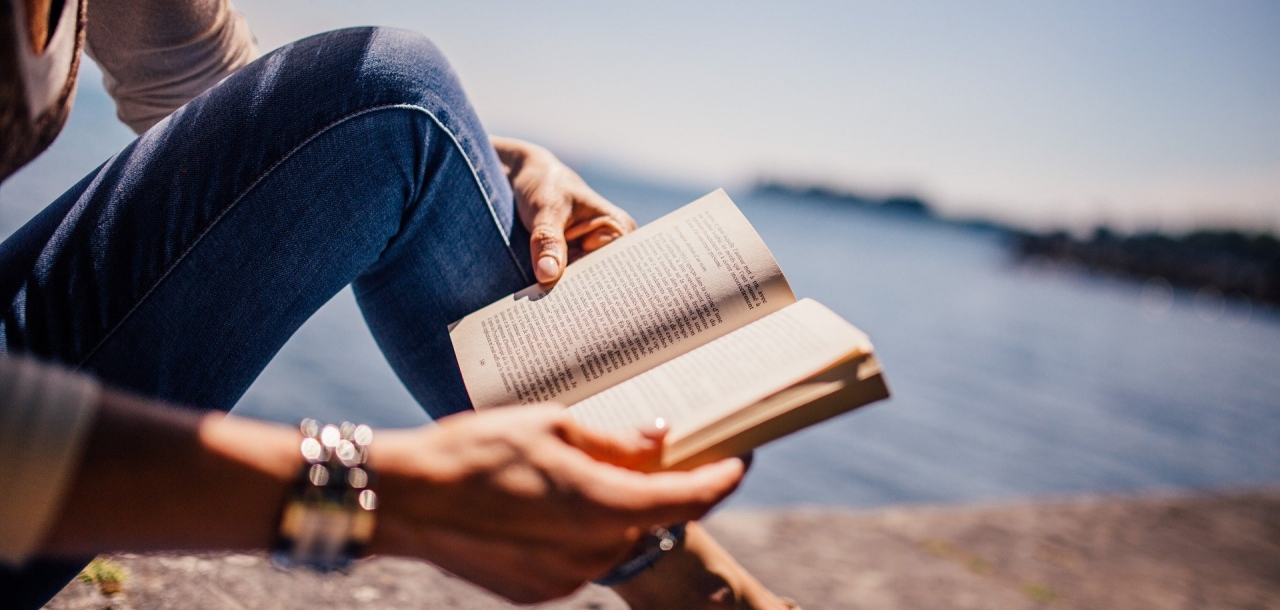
[567,454,747,525]
[564,215,626,242]
[580,226,621,252]
[638,417,669,442]
[619,208,637,232]
[530,204,572,284]
[556,417,665,471]
[567,241,587,264]
[577,189,637,233]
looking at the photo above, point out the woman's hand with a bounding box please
[368,404,746,604]
[492,136,638,284]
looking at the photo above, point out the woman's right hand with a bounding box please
[367,404,746,604]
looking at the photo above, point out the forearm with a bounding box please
[37,391,300,558]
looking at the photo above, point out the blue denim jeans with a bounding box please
[0,27,533,607]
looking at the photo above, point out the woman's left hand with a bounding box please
[492,136,638,284]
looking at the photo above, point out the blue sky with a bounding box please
[229,0,1278,232]
[8,0,1271,234]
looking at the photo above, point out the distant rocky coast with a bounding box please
[753,180,936,218]
[1011,229,1280,308]
[753,180,1280,309]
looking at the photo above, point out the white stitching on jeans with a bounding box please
[76,103,529,368]
[378,104,529,282]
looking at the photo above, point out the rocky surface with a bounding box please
[1012,229,1280,307]
[47,489,1280,609]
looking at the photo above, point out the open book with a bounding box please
[450,189,889,470]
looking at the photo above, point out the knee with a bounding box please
[252,26,471,124]
[331,27,469,113]
[228,27,505,227]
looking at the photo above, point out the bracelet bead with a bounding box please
[271,418,377,571]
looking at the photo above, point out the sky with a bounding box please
[226,0,1279,233]
[11,0,1273,235]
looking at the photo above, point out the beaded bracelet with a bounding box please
[271,419,377,571]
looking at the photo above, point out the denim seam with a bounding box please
[403,105,530,284]
[75,102,527,368]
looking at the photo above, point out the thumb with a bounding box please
[530,205,570,284]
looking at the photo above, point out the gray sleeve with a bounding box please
[0,355,100,566]
[84,0,259,134]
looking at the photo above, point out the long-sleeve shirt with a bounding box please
[0,0,257,565]
[85,0,258,133]
[0,356,100,565]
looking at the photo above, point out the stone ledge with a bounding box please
[48,489,1280,609]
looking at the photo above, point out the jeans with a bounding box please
[0,27,533,608]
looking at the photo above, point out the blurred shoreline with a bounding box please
[1012,229,1280,309]
[50,487,1280,609]
[753,179,1280,310]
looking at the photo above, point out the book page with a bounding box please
[451,189,796,409]
[661,352,886,470]
[565,299,873,441]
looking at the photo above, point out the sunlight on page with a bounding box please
[566,299,867,440]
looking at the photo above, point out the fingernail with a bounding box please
[639,417,668,440]
[537,256,560,281]
[597,233,615,245]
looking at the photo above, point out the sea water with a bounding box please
[3,67,1278,508]
[571,175,1280,507]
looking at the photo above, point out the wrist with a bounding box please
[199,413,303,485]
[270,419,379,570]
[196,414,303,549]
[596,523,687,586]
[361,427,446,556]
